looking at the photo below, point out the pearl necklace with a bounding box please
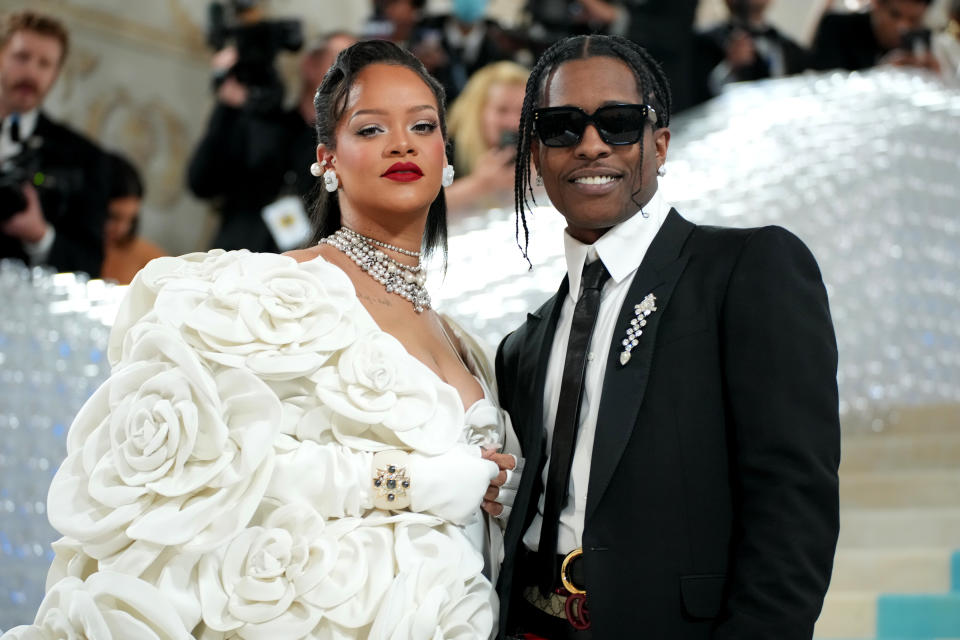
[321,227,431,313]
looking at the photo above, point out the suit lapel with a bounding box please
[521,278,568,455]
[585,209,695,521]
[502,277,569,553]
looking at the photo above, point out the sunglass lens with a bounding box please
[596,106,644,145]
[537,110,585,147]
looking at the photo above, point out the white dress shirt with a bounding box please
[523,188,671,555]
[0,108,39,161]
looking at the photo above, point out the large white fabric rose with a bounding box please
[154,253,360,380]
[109,250,238,365]
[194,508,401,639]
[3,572,192,640]
[368,521,495,640]
[47,322,281,576]
[313,331,463,455]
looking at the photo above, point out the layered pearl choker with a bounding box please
[321,227,431,313]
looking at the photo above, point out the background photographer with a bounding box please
[188,1,354,253]
[0,10,109,277]
[692,0,809,107]
[812,0,938,72]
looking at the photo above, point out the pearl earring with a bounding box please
[657,164,666,177]
[310,161,324,177]
[441,165,455,187]
[323,169,338,192]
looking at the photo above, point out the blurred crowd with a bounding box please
[1,0,958,281]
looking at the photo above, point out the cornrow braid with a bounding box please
[513,35,672,264]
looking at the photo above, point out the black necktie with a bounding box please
[9,114,21,143]
[538,257,611,594]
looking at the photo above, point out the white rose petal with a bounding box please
[368,522,494,640]
[108,250,238,366]
[48,323,281,575]
[197,509,394,639]
[3,573,193,640]
[164,253,360,380]
[314,332,463,455]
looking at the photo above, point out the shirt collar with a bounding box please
[2,108,40,139]
[562,187,671,302]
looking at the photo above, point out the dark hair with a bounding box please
[107,152,144,200]
[513,35,672,263]
[0,10,69,63]
[105,152,144,242]
[308,39,448,263]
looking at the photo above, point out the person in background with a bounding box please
[413,0,513,102]
[0,9,109,276]
[811,0,937,72]
[444,60,528,215]
[100,152,165,285]
[187,31,356,253]
[364,0,426,47]
[528,0,699,113]
[692,0,809,106]
[933,0,960,84]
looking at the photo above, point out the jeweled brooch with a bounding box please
[619,293,657,366]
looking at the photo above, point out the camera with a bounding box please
[0,135,84,222]
[900,28,932,54]
[0,136,42,221]
[206,0,303,113]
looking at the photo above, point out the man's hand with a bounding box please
[2,184,49,244]
[481,448,522,520]
[881,49,942,73]
[726,31,757,69]
[577,0,620,25]
[211,46,248,107]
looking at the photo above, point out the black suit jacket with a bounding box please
[692,22,810,106]
[495,210,840,639]
[0,113,108,276]
[811,11,886,72]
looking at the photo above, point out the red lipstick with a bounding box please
[382,162,424,182]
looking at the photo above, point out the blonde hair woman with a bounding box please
[444,60,529,214]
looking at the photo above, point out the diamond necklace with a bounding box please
[320,227,431,312]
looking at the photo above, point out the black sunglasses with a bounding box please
[532,104,658,147]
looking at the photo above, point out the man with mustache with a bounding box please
[1,10,109,276]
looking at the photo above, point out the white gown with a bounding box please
[3,250,507,640]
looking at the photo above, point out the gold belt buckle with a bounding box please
[560,547,585,595]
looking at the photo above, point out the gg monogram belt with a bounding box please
[522,548,591,630]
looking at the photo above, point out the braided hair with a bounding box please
[308,40,448,263]
[512,35,672,263]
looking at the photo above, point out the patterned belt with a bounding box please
[521,549,591,630]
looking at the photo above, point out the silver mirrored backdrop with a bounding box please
[0,264,124,630]
[433,68,960,431]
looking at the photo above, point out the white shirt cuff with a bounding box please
[23,224,55,266]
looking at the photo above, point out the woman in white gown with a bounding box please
[4,41,519,640]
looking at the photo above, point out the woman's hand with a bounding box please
[408,444,499,524]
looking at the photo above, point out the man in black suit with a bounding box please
[692,0,809,106]
[483,35,840,639]
[0,10,109,277]
[812,0,935,72]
